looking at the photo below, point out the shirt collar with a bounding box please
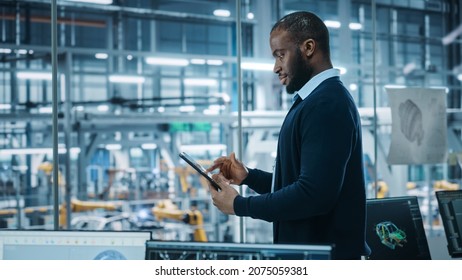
[294,68,340,101]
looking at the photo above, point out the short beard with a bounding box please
[286,48,311,94]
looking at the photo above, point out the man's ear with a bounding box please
[301,39,315,57]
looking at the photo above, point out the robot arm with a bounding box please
[70,199,121,212]
[59,199,122,228]
[152,200,207,242]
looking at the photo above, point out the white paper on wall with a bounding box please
[386,87,447,164]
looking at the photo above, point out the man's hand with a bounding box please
[206,152,248,185]
[209,173,239,215]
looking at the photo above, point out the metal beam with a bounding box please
[0,113,53,122]
[11,0,255,24]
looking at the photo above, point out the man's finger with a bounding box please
[213,173,230,183]
[213,156,229,164]
[205,156,229,172]
[230,152,237,164]
[209,183,218,195]
[205,163,220,173]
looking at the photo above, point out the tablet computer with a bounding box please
[179,152,221,191]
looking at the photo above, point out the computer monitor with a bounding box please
[366,196,431,260]
[435,190,462,258]
[145,240,332,260]
[0,230,151,260]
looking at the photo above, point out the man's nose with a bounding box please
[273,63,281,74]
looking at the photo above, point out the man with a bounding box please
[206,11,370,260]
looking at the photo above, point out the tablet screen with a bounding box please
[179,152,221,191]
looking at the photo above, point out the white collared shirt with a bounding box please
[295,68,340,101]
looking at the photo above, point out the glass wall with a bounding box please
[0,0,459,244]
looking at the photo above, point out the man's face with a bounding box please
[270,29,312,94]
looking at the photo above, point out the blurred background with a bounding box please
[0,0,460,247]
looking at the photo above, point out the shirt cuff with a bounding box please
[233,195,249,217]
[241,167,255,186]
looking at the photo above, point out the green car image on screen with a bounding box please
[375,221,407,250]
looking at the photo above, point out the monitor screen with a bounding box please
[435,190,462,258]
[0,230,151,260]
[366,196,431,260]
[145,240,332,260]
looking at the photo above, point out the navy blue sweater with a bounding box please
[234,77,370,259]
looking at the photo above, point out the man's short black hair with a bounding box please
[271,11,330,58]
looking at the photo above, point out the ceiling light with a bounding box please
[204,104,221,115]
[384,84,406,89]
[181,144,226,152]
[208,104,221,111]
[324,20,341,29]
[105,144,122,150]
[203,109,219,115]
[66,0,113,4]
[16,49,28,55]
[0,104,12,110]
[157,106,165,113]
[17,71,52,80]
[179,105,196,113]
[207,59,223,66]
[0,148,53,155]
[0,147,79,155]
[184,78,217,86]
[95,53,108,59]
[145,57,189,66]
[127,55,133,60]
[108,74,145,84]
[247,12,255,20]
[457,74,462,81]
[190,58,206,65]
[141,143,158,150]
[349,23,362,30]
[0,48,12,54]
[213,9,231,17]
[38,107,53,114]
[97,104,109,112]
[241,61,273,71]
[349,83,358,91]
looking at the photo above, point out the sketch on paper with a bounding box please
[398,99,424,146]
[386,87,447,164]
